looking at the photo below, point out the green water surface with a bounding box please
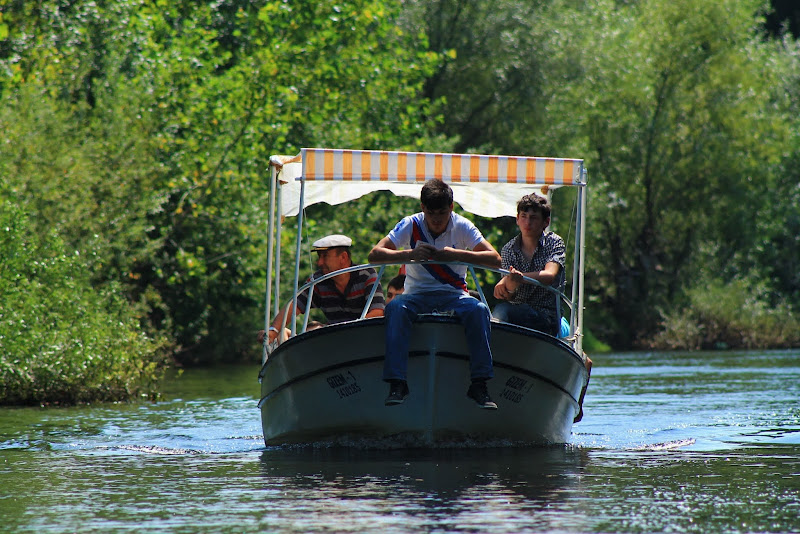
[1,351,798,533]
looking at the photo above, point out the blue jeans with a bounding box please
[493,302,558,336]
[382,291,494,382]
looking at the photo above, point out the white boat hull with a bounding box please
[258,317,589,446]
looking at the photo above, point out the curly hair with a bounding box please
[517,193,551,219]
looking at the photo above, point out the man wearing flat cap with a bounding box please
[264,234,385,343]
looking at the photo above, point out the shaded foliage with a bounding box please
[0,202,169,405]
[765,0,800,38]
[0,0,798,407]
[409,0,800,348]
[650,277,800,350]
[1,0,441,371]
[404,0,551,154]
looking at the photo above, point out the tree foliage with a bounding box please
[0,202,169,405]
[573,0,793,345]
[0,0,798,405]
[412,0,800,347]
[1,0,441,374]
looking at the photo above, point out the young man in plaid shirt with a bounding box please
[493,194,565,336]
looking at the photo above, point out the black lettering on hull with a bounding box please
[325,371,362,399]
[500,374,534,403]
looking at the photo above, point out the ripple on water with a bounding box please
[2,355,799,534]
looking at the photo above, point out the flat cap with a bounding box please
[311,234,352,251]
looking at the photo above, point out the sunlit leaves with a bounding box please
[0,203,168,405]
[409,0,799,347]
[518,0,797,345]
[4,0,797,360]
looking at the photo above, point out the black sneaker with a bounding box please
[467,380,498,410]
[385,380,409,406]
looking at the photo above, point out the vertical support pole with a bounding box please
[361,265,386,319]
[262,164,278,365]
[570,188,580,343]
[274,176,283,318]
[575,168,588,355]
[290,178,306,337]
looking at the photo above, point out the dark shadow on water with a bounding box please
[258,445,589,504]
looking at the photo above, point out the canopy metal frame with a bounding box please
[262,149,588,364]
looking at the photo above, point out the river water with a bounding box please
[1,350,798,533]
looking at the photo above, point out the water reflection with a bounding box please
[256,446,591,532]
[2,352,799,533]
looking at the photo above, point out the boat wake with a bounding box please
[270,433,546,450]
[630,438,696,451]
[100,444,204,455]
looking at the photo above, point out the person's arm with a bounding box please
[264,301,300,342]
[519,261,561,286]
[262,284,314,342]
[365,273,386,317]
[495,262,561,300]
[494,274,515,300]
[368,236,413,263]
[435,239,501,268]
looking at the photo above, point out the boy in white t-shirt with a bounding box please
[368,179,502,409]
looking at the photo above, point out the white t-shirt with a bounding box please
[387,212,484,294]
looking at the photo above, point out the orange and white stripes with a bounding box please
[301,148,584,186]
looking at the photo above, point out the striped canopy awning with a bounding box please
[270,148,586,218]
[300,148,585,186]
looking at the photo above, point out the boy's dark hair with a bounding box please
[387,274,406,290]
[517,193,551,220]
[420,179,453,210]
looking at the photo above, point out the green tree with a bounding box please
[754,36,800,310]
[411,0,798,347]
[122,0,440,362]
[1,0,442,365]
[0,202,168,405]
[403,0,551,154]
[416,0,800,347]
[561,0,792,345]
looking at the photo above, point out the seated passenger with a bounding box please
[386,274,405,302]
[493,194,565,336]
[261,234,384,343]
[368,179,501,409]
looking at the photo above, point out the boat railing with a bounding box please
[270,260,575,351]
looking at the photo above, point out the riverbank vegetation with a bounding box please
[1,0,799,403]
[0,204,169,405]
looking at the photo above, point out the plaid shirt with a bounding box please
[296,267,385,324]
[500,232,565,321]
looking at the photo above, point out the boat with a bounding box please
[258,148,591,446]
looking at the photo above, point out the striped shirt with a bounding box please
[500,232,566,321]
[296,267,385,323]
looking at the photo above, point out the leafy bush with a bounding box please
[0,203,169,405]
[1,0,444,365]
[583,330,612,354]
[650,278,800,350]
